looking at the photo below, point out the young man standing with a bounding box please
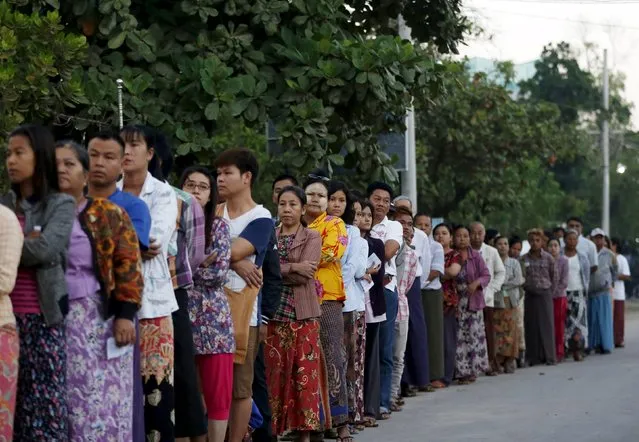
[368,182,402,419]
[87,132,151,441]
[470,222,505,375]
[214,148,275,442]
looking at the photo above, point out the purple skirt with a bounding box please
[66,294,134,441]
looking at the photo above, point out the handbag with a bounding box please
[216,203,263,364]
[224,284,260,364]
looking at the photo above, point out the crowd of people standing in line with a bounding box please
[0,123,630,442]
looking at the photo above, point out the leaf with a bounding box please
[356,72,367,84]
[328,154,344,166]
[108,32,127,49]
[204,102,220,120]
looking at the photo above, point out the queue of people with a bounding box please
[0,123,630,442]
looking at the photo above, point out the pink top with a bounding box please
[10,215,40,314]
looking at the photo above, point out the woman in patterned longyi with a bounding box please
[56,141,143,441]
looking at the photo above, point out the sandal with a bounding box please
[379,411,391,420]
[456,379,472,385]
[395,396,405,406]
[363,416,378,428]
[354,423,366,431]
[336,437,354,442]
[418,385,435,392]
[430,380,447,389]
[390,402,402,412]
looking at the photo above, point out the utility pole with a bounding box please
[602,49,610,234]
[398,14,418,213]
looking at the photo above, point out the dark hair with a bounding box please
[414,212,431,221]
[453,224,470,235]
[605,236,612,249]
[552,226,565,235]
[151,131,173,180]
[611,237,623,254]
[359,199,375,233]
[564,229,579,240]
[9,124,59,199]
[486,228,500,243]
[509,236,522,248]
[179,166,217,248]
[494,235,508,245]
[566,216,584,226]
[548,238,560,247]
[89,130,125,154]
[367,181,394,199]
[272,173,298,189]
[433,222,453,236]
[55,140,89,172]
[302,168,330,193]
[328,180,355,225]
[278,185,307,205]
[213,148,259,187]
[120,125,164,180]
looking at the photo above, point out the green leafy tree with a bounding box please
[0,1,87,136]
[7,0,466,186]
[414,60,583,225]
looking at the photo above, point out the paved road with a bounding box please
[357,310,639,442]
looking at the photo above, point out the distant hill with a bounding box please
[466,57,537,96]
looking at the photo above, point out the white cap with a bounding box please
[590,227,606,237]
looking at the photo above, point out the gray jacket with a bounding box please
[1,191,75,326]
[495,257,524,308]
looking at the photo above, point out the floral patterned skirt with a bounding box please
[494,299,520,359]
[67,295,133,441]
[265,319,322,435]
[455,292,489,379]
[140,316,175,441]
[14,314,67,441]
[0,324,19,441]
[349,312,366,423]
[319,301,348,427]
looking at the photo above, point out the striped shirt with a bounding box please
[10,215,39,314]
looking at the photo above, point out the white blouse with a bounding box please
[118,172,178,319]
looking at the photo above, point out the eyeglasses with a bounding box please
[307,174,330,182]
[184,181,211,192]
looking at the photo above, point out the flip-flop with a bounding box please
[363,417,379,428]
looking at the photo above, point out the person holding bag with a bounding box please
[453,225,491,384]
[213,149,274,442]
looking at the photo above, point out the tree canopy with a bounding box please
[414,60,585,228]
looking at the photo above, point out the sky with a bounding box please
[459,0,639,127]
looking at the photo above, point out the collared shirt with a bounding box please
[425,238,445,290]
[396,243,418,322]
[577,235,598,270]
[411,228,429,279]
[168,187,205,289]
[371,216,403,292]
[118,172,178,319]
[0,205,23,326]
[478,243,506,307]
[342,225,368,313]
[522,250,556,294]
[614,254,630,300]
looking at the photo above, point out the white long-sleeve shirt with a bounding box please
[478,243,506,308]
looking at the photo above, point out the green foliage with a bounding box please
[346,0,469,54]
[414,60,583,226]
[0,1,88,136]
[6,0,463,187]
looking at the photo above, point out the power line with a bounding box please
[466,6,639,31]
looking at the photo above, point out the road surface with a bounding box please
[357,308,639,442]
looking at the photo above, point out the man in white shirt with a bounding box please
[215,148,273,442]
[393,199,445,390]
[611,238,630,348]
[369,182,402,417]
[566,217,598,274]
[470,222,505,375]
